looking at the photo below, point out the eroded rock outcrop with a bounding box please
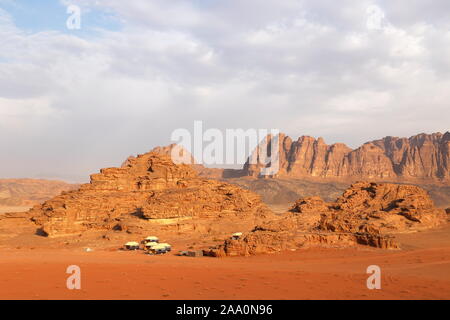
[319,182,446,234]
[290,196,329,214]
[209,182,446,256]
[243,132,450,181]
[29,152,271,237]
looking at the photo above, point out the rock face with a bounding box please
[209,182,447,256]
[291,196,329,214]
[318,182,446,234]
[243,132,450,181]
[0,179,78,207]
[29,152,271,237]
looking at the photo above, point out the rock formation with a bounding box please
[318,182,446,234]
[29,152,271,237]
[243,132,450,182]
[209,182,447,256]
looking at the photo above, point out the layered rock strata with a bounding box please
[244,132,450,181]
[29,152,271,237]
[209,182,447,256]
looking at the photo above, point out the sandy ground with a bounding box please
[0,224,449,300]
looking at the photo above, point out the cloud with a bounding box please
[0,1,449,181]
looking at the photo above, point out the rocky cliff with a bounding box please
[243,132,450,182]
[29,152,271,237]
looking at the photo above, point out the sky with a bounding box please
[0,0,449,182]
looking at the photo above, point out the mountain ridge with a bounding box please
[244,131,450,182]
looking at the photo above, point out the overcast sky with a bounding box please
[0,0,449,182]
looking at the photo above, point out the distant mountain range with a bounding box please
[149,133,450,208]
[1,132,449,211]
[244,132,450,182]
[0,179,78,207]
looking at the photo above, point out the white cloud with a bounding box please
[0,96,58,129]
[0,1,449,181]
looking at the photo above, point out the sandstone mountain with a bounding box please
[29,152,272,238]
[147,139,450,208]
[243,132,450,182]
[0,179,78,207]
[209,182,447,256]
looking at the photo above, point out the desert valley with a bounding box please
[0,132,449,300]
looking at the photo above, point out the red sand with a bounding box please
[1,225,450,300]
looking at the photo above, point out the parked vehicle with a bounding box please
[148,244,168,255]
[159,243,172,252]
[124,241,140,250]
[143,236,159,244]
[232,232,243,240]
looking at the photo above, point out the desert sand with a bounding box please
[0,224,449,300]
